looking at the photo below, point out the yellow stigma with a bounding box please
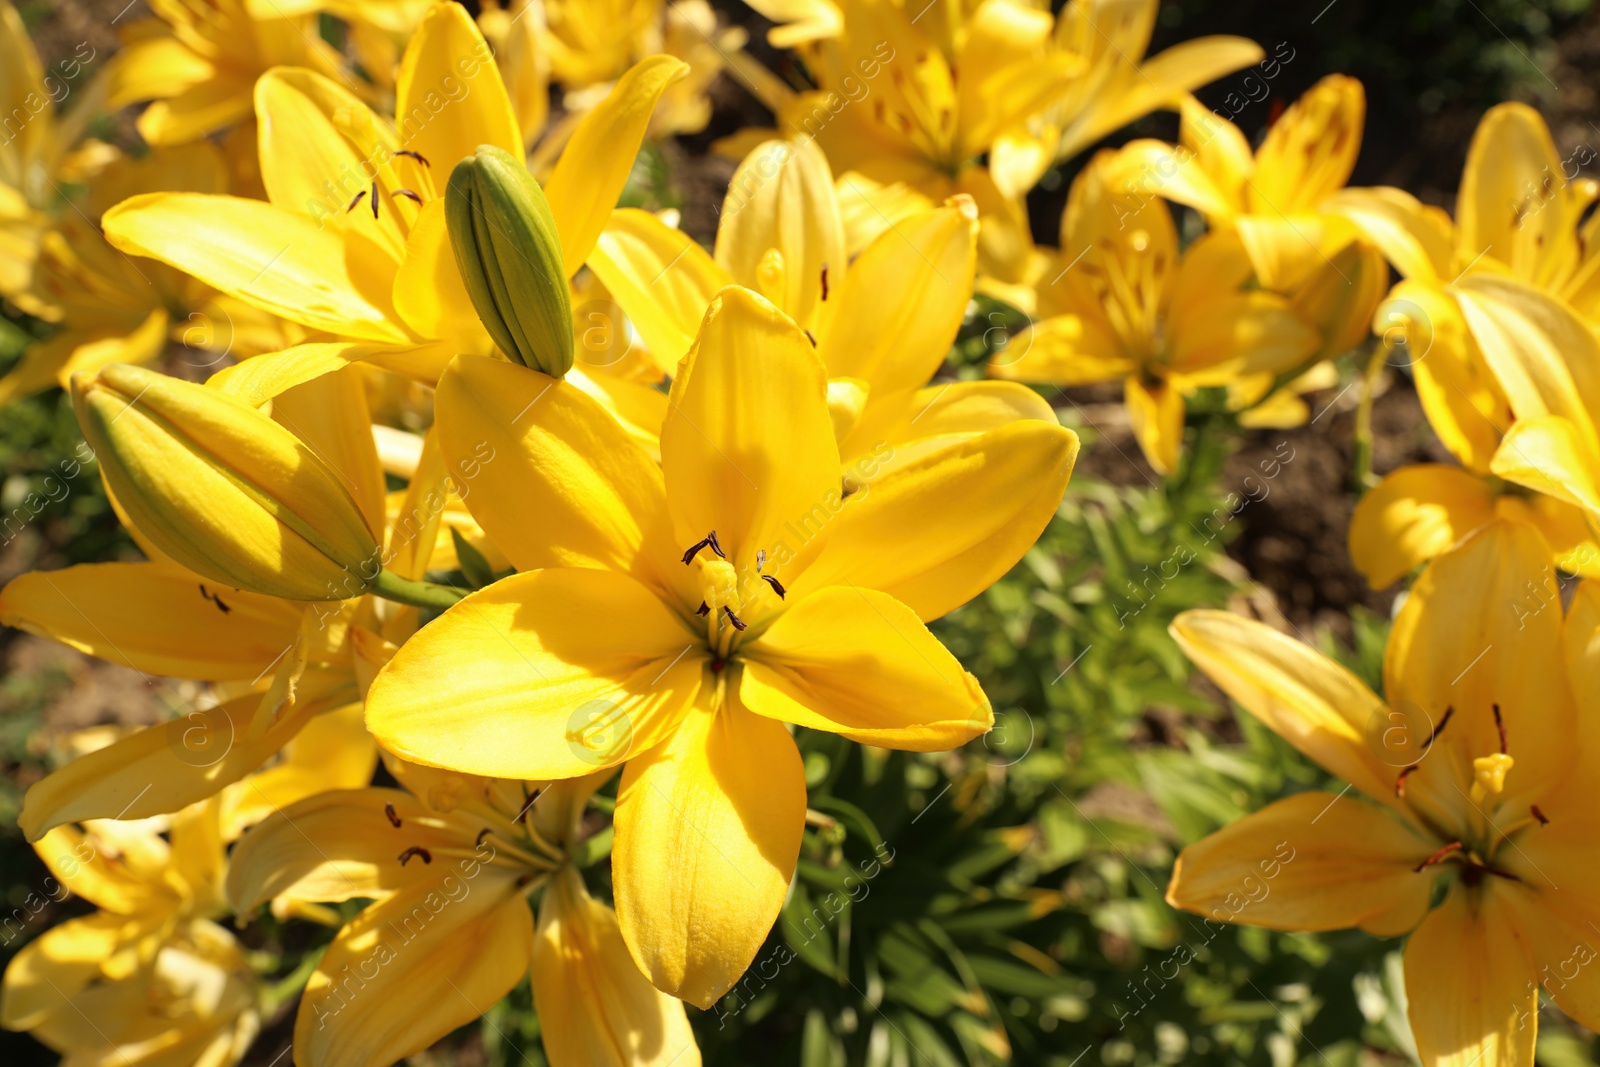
[700,556,743,630]
[756,247,787,305]
[1470,753,1514,803]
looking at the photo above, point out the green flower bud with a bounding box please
[446,145,574,377]
[72,364,382,602]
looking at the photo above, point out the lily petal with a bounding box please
[1167,791,1433,936]
[1169,610,1398,804]
[1403,887,1536,1067]
[1347,465,1496,588]
[614,697,804,1008]
[533,868,702,1067]
[395,2,521,170]
[800,421,1078,621]
[661,287,838,571]
[546,55,689,276]
[366,569,701,781]
[741,586,992,749]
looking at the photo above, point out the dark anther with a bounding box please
[756,549,766,573]
[394,188,423,205]
[1414,841,1462,872]
[761,574,786,598]
[1492,703,1507,755]
[384,803,402,828]
[804,329,817,347]
[514,786,544,824]
[396,149,430,167]
[1532,804,1550,826]
[198,584,231,614]
[1394,764,1418,798]
[397,846,432,866]
[476,827,493,847]
[1425,705,1454,748]
[370,181,380,219]
[820,265,829,301]
[722,605,748,631]
[345,189,367,213]
[695,601,710,616]
[681,530,727,564]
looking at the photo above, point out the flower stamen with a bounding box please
[1415,840,1463,872]
[384,803,402,828]
[397,845,433,866]
[681,530,726,565]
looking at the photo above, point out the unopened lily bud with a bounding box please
[445,145,574,377]
[72,364,381,602]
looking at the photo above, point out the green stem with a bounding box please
[1350,341,1389,496]
[371,569,469,611]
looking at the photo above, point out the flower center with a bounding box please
[682,529,787,657]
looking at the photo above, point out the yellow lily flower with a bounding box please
[102,0,347,146]
[0,369,446,841]
[1348,277,1600,585]
[366,286,1077,1006]
[739,0,1259,278]
[989,145,1322,474]
[101,2,686,414]
[589,136,1060,484]
[0,142,294,408]
[0,0,106,315]
[227,764,698,1066]
[0,796,257,1062]
[1167,518,1600,1067]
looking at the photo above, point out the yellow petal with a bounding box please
[1327,186,1454,283]
[103,194,408,343]
[1167,791,1432,936]
[715,138,844,330]
[1498,883,1600,1032]
[391,198,491,348]
[138,76,255,146]
[841,379,1061,479]
[1169,610,1399,804]
[614,697,804,1008]
[0,912,143,1031]
[1491,415,1600,520]
[545,55,690,276]
[1403,887,1536,1067]
[1347,465,1497,588]
[17,692,344,842]
[295,884,533,1067]
[587,208,731,373]
[435,354,678,593]
[209,340,456,405]
[741,586,992,748]
[661,287,839,572]
[227,787,474,910]
[222,702,378,839]
[395,2,520,170]
[1166,289,1319,380]
[1385,519,1574,814]
[1249,75,1364,214]
[533,869,702,1067]
[988,314,1133,384]
[1383,281,1509,473]
[270,365,389,538]
[817,198,976,396]
[800,421,1077,621]
[1458,102,1577,287]
[366,568,702,781]
[1455,274,1600,458]
[0,561,303,679]
[1125,376,1185,476]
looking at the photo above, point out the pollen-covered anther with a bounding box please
[1492,702,1507,754]
[370,180,379,219]
[384,803,402,828]
[722,605,748,631]
[394,188,424,205]
[1532,804,1550,825]
[345,189,367,213]
[695,601,710,616]
[761,574,786,598]
[681,530,726,565]
[396,149,430,167]
[397,845,432,866]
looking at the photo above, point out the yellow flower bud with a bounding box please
[72,364,381,601]
[445,145,574,377]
